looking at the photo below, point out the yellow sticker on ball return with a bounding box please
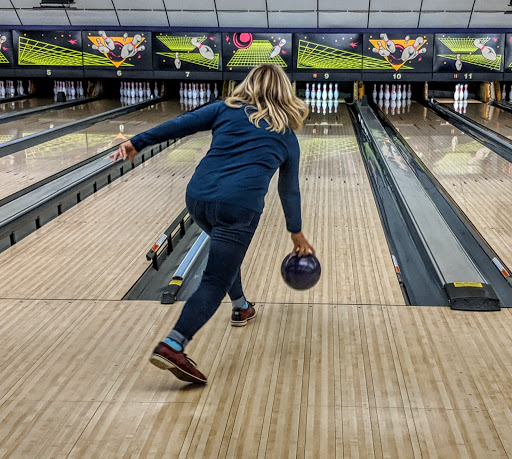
[453,282,483,288]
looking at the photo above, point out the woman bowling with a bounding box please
[111,64,315,384]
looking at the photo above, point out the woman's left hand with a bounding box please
[110,140,138,164]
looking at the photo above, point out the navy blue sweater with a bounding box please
[130,101,302,233]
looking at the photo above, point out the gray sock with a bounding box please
[232,296,247,310]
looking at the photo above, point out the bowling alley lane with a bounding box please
[384,101,512,270]
[241,104,405,306]
[442,101,512,140]
[0,98,124,144]
[0,96,56,116]
[0,100,182,201]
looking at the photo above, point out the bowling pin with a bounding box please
[311,84,316,100]
[455,54,462,71]
[464,84,468,100]
[403,85,408,100]
[454,84,460,101]
[120,82,124,98]
[0,81,5,98]
[333,83,339,100]
[71,81,76,98]
[384,84,390,101]
[474,39,497,61]
[509,86,512,102]
[99,31,115,51]
[380,33,396,53]
[193,83,198,100]
[502,84,506,102]
[206,83,211,100]
[199,83,204,99]
[187,83,192,99]
[54,81,58,96]
[401,37,425,61]
[270,39,286,59]
[305,83,310,100]
[175,52,181,69]
[328,83,333,100]
[397,84,402,101]
[130,82,135,99]
[391,85,396,101]
[214,83,218,99]
[154,82,159,98]
[372,42,390,57]
[322,84,327,101]
[79,81,84,97]
[316,83,321,100]
[138,82,143,99]
[372,84,377,100]
[179,82,184,98]
[407,84,412,100]
[146,82,151,99]
[191,37,215,60]
[378,84,383,100]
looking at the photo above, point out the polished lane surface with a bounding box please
[0,100,183,201]
[385,101,512,270]
[0,96,58,116]
[0,98,124,144]
[442,101,512,139]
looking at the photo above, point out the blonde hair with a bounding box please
[225,64,308,134]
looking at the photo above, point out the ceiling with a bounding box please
[0,0,511,29]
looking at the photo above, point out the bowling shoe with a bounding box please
[149,342,207,384]
[231,301,257,327]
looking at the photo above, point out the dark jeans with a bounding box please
[172,195,261,343]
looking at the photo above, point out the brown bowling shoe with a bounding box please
[149,342,207,384]
[231,301,257,327]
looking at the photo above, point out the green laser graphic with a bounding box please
[227,40,286,67]
[0,52,8,64]
[297,39,362,69]
[439,54,501,71]
[362,54,413,70]
[157,52,219,69]
[157,35,204,52]
[438,37,490,53]
[18,36,131,67]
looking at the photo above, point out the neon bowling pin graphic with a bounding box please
[175,52,181,69]
[270,39,286,59]
[401,37,425,61]
[93,38,110,54]
[99,31,115,51]
[453,54,463,72]
[372,42,390,57]
[473,39,497,61]
[380,33,396,53]
[191,37,215,60]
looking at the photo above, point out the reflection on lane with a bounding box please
[0,100,182,201]
[385,101,512,178]
[442,101,512,140]
[0,99,123,144]
[0,97,56,115]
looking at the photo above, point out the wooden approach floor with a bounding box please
[388,102,512,272]
[3,102,512,457]
[2,298,512,457]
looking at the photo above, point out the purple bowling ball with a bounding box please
[281,253,321,290]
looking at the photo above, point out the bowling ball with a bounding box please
[281,253,321,290]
